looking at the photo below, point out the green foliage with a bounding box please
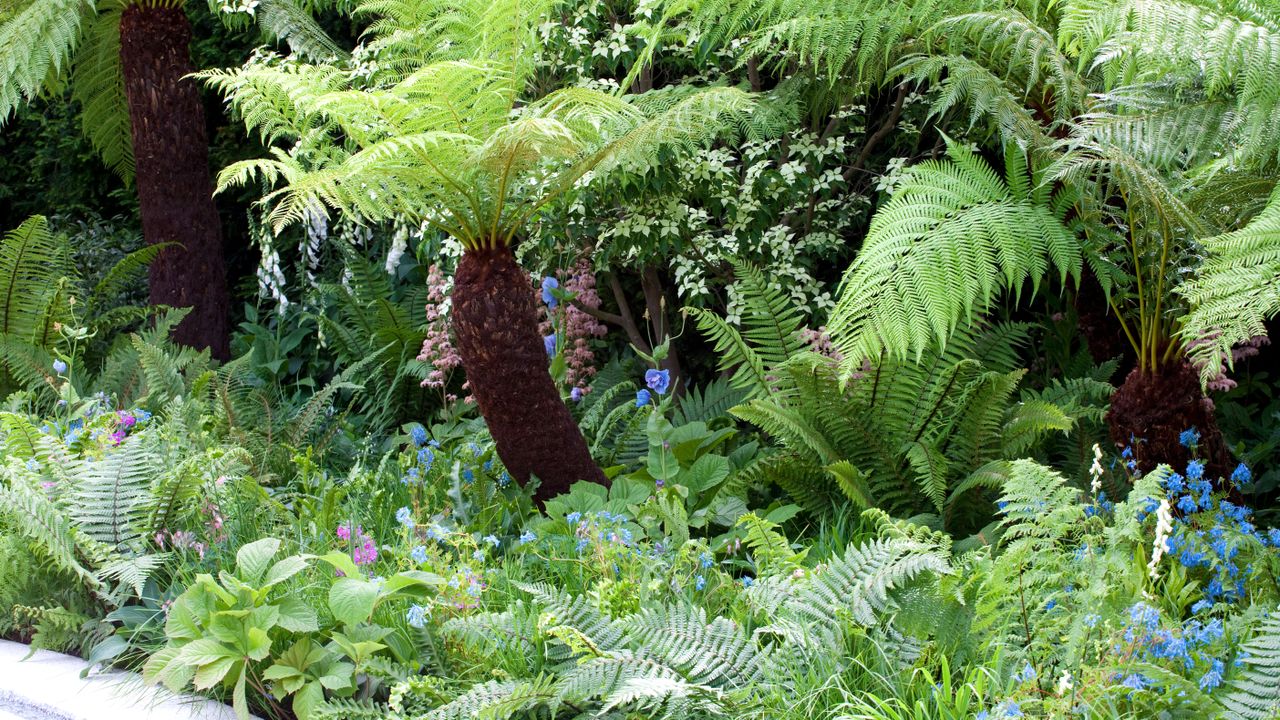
[828,141,1080,366]
[208,0,758,248]
[1181,187,1280,384]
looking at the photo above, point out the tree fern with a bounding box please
[1180,186,1280,384]
[0,0,92,122]
[828,141,1080,366]
[70,5,132,182]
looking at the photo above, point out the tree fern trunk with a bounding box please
[1107,361,1232,479]
[119,3,230,359]
[452,247,607,501]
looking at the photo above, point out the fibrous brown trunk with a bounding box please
[452,248,607,501]
[1108,361,1232,479]
[119,4,230,359]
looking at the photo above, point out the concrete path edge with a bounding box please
[0,639,256,720]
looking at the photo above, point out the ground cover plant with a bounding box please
[2,0,1280,719]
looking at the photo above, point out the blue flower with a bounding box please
[566,511,581,524]
[418,447,435,467]
[410,426,428,446]
[519,530,536,545]
[1199,659,1224,691]
[483,534,499,547]
[1165,473,1186,494]
[541,276,559,309]
[396,506,415,529]
[498,471,511,488]
[1192,598,1213,614]
[472,549,484,561]
[635,389,651,407]
[1177,494,1199,513]
[694,575,706,591]
[1015,662,1037,684]
[1120,673,1149,692]
[571,387,583,402]
[1269,528,1280,547]
[1187,459,1205,481]
[410,545,428,564]
[1231,463,1252,486]
[1180,428,1201,448]
[644,368,671,395]
[699,552,713,569]
[997,700,1022,718]
[427,524,447,542]
[741,576,754,588]
[406,603,429,629]
[462,468,475,484]
[1083,613,1101,628]
[52,359,67,374]
[544,333,557,357]
[24,458,39,472]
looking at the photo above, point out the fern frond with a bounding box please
[1180,187,1280,384]
[0,0,92,122]
[829,141,1080,366]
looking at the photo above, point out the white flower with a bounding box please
[1148,498,1174,579]
[1056,670,1074,695]
[1089,442,1105,495]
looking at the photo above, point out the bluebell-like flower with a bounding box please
[410,426,428,446]
[498,471,511,488]
[544,333,557,357]
[396,506,415,529]
[694,575,706,591]
[635,389,651,407]
[699,552,713,569]
[1083,613,1101,628]
[1187,459,1205,481]
[462,468,475,484]
[741,576,754,588]
[52,359,67,374]
[1177,495,1199,513]
[519,530,536,544]
[1192,598,1213,614]
[406,603,429,629]
[1231,463,1252,486]
[1165,473,1186,494]
[418,447,435,467]
[645,368,671,395]
[571,387,583,402]
[1269,528,1280,547]
[410,545,428,564]
[541,276,560,308]
[1045,598,1057,611]
[483,534,499,547]
[1199,659,1224,691]
[1015,662,1036,684]
[1120,673,1149,692]
[1180,428,1201,448]
[566,511,581,524]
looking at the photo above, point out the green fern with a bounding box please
[828,141,1080,366]
[1180,186,1280,384]
[1217,608,1280,719]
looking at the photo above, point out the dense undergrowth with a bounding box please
[3,0,1280,718]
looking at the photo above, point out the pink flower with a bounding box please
[418,264,464,393]
[117,411,136,428]
[336,524,352,542]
